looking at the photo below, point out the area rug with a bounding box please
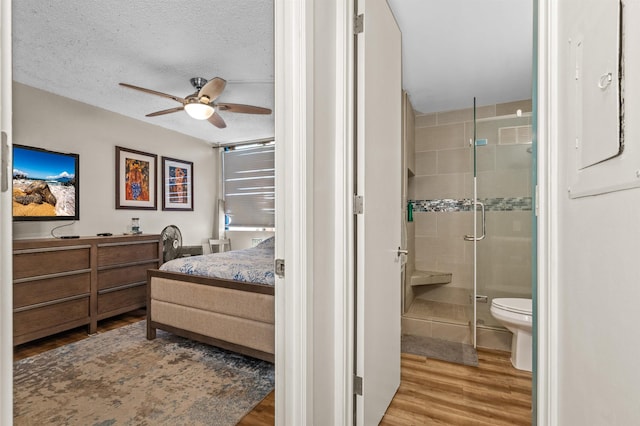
[401,334,479,367]
[14,321,274,425]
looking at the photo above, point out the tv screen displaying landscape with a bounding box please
[12,144,79,221]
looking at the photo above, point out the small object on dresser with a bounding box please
[59,235,80,239]
[97,233,112,237]
[131,217,141,234]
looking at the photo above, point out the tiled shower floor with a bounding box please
[405,298,471,326]
[403,298,512,350]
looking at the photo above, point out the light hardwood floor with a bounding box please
[15,314,531,425]
[238,348,531,425]
[237,391,276,425]
[381,351,532,425]
[13,309,147,361]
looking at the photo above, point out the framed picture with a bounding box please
[115,146,157,210]
[162,157,194,211]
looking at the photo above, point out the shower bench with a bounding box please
[410,270,452,286]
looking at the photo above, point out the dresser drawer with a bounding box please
[14,297,90,339]
[97,241,160,267]
[13,246,90,279]
[14,272,90,309]
[98,284,146,315]
[97,262,157,291]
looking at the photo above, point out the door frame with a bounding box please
[273,0,313,424]
[535,0,559,423]
[0,0,12,422]
[274,0,357,423]
[334,0,357,424]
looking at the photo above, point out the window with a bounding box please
[222,143,275,230]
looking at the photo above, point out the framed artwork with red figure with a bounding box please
[115,146,157,210]
[162,157,193,211]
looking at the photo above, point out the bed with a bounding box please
[146,237,275,362]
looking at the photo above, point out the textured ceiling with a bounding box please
[13,0,274,146]
[13,1,532,145]
[388,0,533,114]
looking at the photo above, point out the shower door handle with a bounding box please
[464,201,486,241]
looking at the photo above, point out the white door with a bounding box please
[0,0,13,421]
[355,0,402,424]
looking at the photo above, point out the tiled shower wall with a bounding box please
[407,99,533,313]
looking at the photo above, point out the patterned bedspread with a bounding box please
[159,237,275,285]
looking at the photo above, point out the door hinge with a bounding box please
[354,14,364,34]
[275,259,285,277]
[354,195,364,215]
[353,375,363,396]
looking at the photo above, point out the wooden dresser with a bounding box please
[13,234,161,345]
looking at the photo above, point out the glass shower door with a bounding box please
[474,111,534,333]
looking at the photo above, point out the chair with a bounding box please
[209,239,231,253]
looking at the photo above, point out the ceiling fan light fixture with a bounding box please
[120,77,268,129]
[184,102,214,120]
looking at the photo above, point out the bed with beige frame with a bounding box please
[146,237,275,362]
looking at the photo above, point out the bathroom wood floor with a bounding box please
[14,311,531,425]
[380,350,532,425]
[239,348,531,425]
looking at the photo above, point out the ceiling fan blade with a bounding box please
[119,83,186,104]
[208,111,227,128]
[199,77,227,102]
[217,103,272,115]
[146,106,184,117]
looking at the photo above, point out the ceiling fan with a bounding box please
[119,77,272,129]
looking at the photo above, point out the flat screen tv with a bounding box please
[12,144,79,221]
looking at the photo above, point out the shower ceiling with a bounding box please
[388,0,534,114]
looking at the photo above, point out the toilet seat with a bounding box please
[492,298,532,315]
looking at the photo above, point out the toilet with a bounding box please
[490,298,533,372]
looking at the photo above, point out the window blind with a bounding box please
[222,143,275,230]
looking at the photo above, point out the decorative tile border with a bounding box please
[411,199,472,212]
[483,197,533,211]
[410,197,532,212]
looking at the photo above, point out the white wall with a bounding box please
[12,83,217,246]
[555,0,640,423]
